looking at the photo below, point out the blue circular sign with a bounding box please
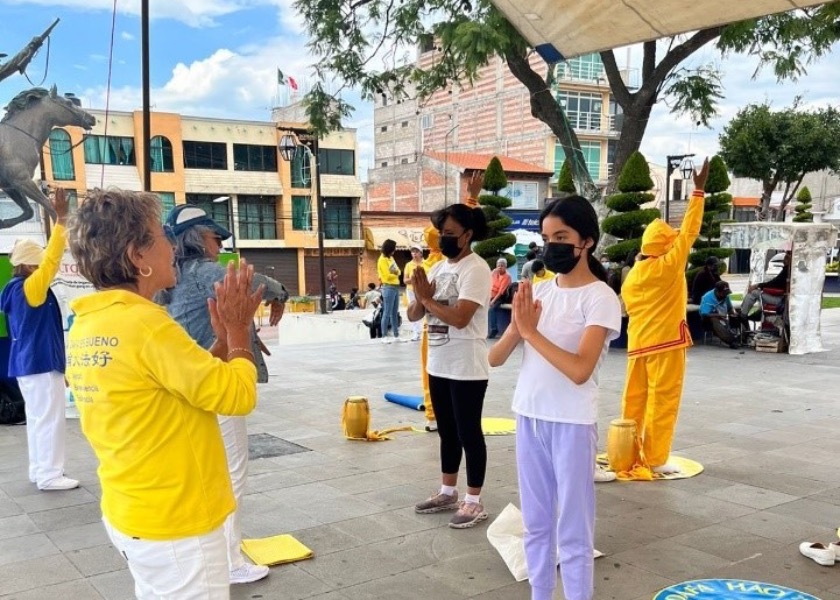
[654,579,820,599]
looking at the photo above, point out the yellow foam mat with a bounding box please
[412,417,517,436]
[596,454,704,481]
[240,534,313,566]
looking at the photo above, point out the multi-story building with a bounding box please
[367,49,629,213]
[42,107,364,296]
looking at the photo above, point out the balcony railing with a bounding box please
[563,113,621,137]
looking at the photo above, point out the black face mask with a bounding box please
[542,242,583,274]
[439,235,463,259]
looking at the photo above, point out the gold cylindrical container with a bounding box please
[342,396,370,440]
[607,418,638,473]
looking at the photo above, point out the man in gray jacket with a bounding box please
[157,204,288,585]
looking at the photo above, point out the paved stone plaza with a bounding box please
[1,308,840,599]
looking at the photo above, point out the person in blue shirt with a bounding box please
[0,189,78,491]
[699,281,741,349]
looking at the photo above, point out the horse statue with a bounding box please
[0,85,95,229]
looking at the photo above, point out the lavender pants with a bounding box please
[516,415,596,600]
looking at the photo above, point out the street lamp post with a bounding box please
[212,195,234,250]
[444,123,459,206]
[279,132,328,315]
[664,153,695,224]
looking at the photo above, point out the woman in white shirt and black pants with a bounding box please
[489,197,621,600]
[407,204,492,529]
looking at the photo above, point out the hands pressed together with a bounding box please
[512,280,542,341]
[410,266,436,305]
[208,260,265,360]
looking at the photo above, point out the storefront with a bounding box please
[361,212,431,287]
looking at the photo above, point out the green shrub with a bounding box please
[603,151,658,259]
[793,186,813,222]
[557,159,576,194]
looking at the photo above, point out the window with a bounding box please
[401,121,409,128]
[420,114,434,130]
[380,126,388,133]
[318,149,355,175]
[84,135,136,165]
[156,192,176,221]
[381,161,388,167]
[400,158,408,165]
[556,91,603,131]
[48,129,74,180]
[484,181,540,210]
[323,198,353,240]
[185,193,230,227]
[292,195,312,231]
[233,144,277,172]
[291,148,311,188]
[150,136,174,172]
[558,53,604,81]
[183,141,227,170]
[238,195,277,239]
[554,141,601,181]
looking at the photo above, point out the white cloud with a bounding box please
[121,31,135,41]
[77,36,377,178]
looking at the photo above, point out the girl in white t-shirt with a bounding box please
[407,204,492,530]
[489,196,621,600]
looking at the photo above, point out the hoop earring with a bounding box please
[139,266,153,278]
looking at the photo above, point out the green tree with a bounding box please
[557,159,576,194]
[473,157,516,268]
[793,186,814,222]
[296,0,840,191]
[719,102,840,220]
[688,155,734,281]
[601,152,659,261]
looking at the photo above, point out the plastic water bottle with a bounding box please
[65,387,79,420]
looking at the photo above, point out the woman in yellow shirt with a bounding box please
[377,238,401,343]
[66,189,263,598]
[403,244,424,341]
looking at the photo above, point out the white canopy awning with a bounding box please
[491,0,829,61]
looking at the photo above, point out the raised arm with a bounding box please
[663,159,708,269]
[23,189,68,307]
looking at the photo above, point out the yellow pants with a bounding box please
[621,349,686,468]
[421,322,435,421]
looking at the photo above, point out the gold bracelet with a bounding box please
[227,347,255,361]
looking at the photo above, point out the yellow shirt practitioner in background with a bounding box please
[419,225,444,430]
[377,240,402,342]
[619,158,708,477]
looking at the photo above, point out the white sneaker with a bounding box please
[799,542,835,566]
[594,466,616,483]
[381,337,393,344]
[424,420,438,432]
[230,563,270,584]
[652,462,681,475]
[829,541,840,560]
[38,476,79,491]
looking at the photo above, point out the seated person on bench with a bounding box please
[740,251,791,320]
[691,256,721,305]
[699,281,742,349]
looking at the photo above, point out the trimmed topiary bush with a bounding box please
[793,186,813,222]
[474,156,516,268]
[602,151,659,262]
[557,159,576,194]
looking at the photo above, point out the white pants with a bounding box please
[517,416,596,600]
[405,290,422,337]
[104,517,229,599]
[17,371,66,486]
[219,416,249,571]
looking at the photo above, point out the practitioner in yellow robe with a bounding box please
[419,224,444,431]
[620,158,708,476]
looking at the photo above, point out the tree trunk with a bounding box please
[612,102,654,181]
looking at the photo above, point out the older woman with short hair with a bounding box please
[66,188,263,599]
[157,204,288,585]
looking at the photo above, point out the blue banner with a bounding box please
[503,210,541,232]
[654,579,820,600]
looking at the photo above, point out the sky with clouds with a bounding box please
[0,0,837,181]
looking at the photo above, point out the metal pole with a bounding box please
[311,138,328,315]
[228,200,236,251]
[444,123,459,206]
[141,0,152,192]
[664,157,672,225]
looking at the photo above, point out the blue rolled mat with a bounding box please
[384,392,424,411]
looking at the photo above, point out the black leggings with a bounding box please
[428,374,488,489]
